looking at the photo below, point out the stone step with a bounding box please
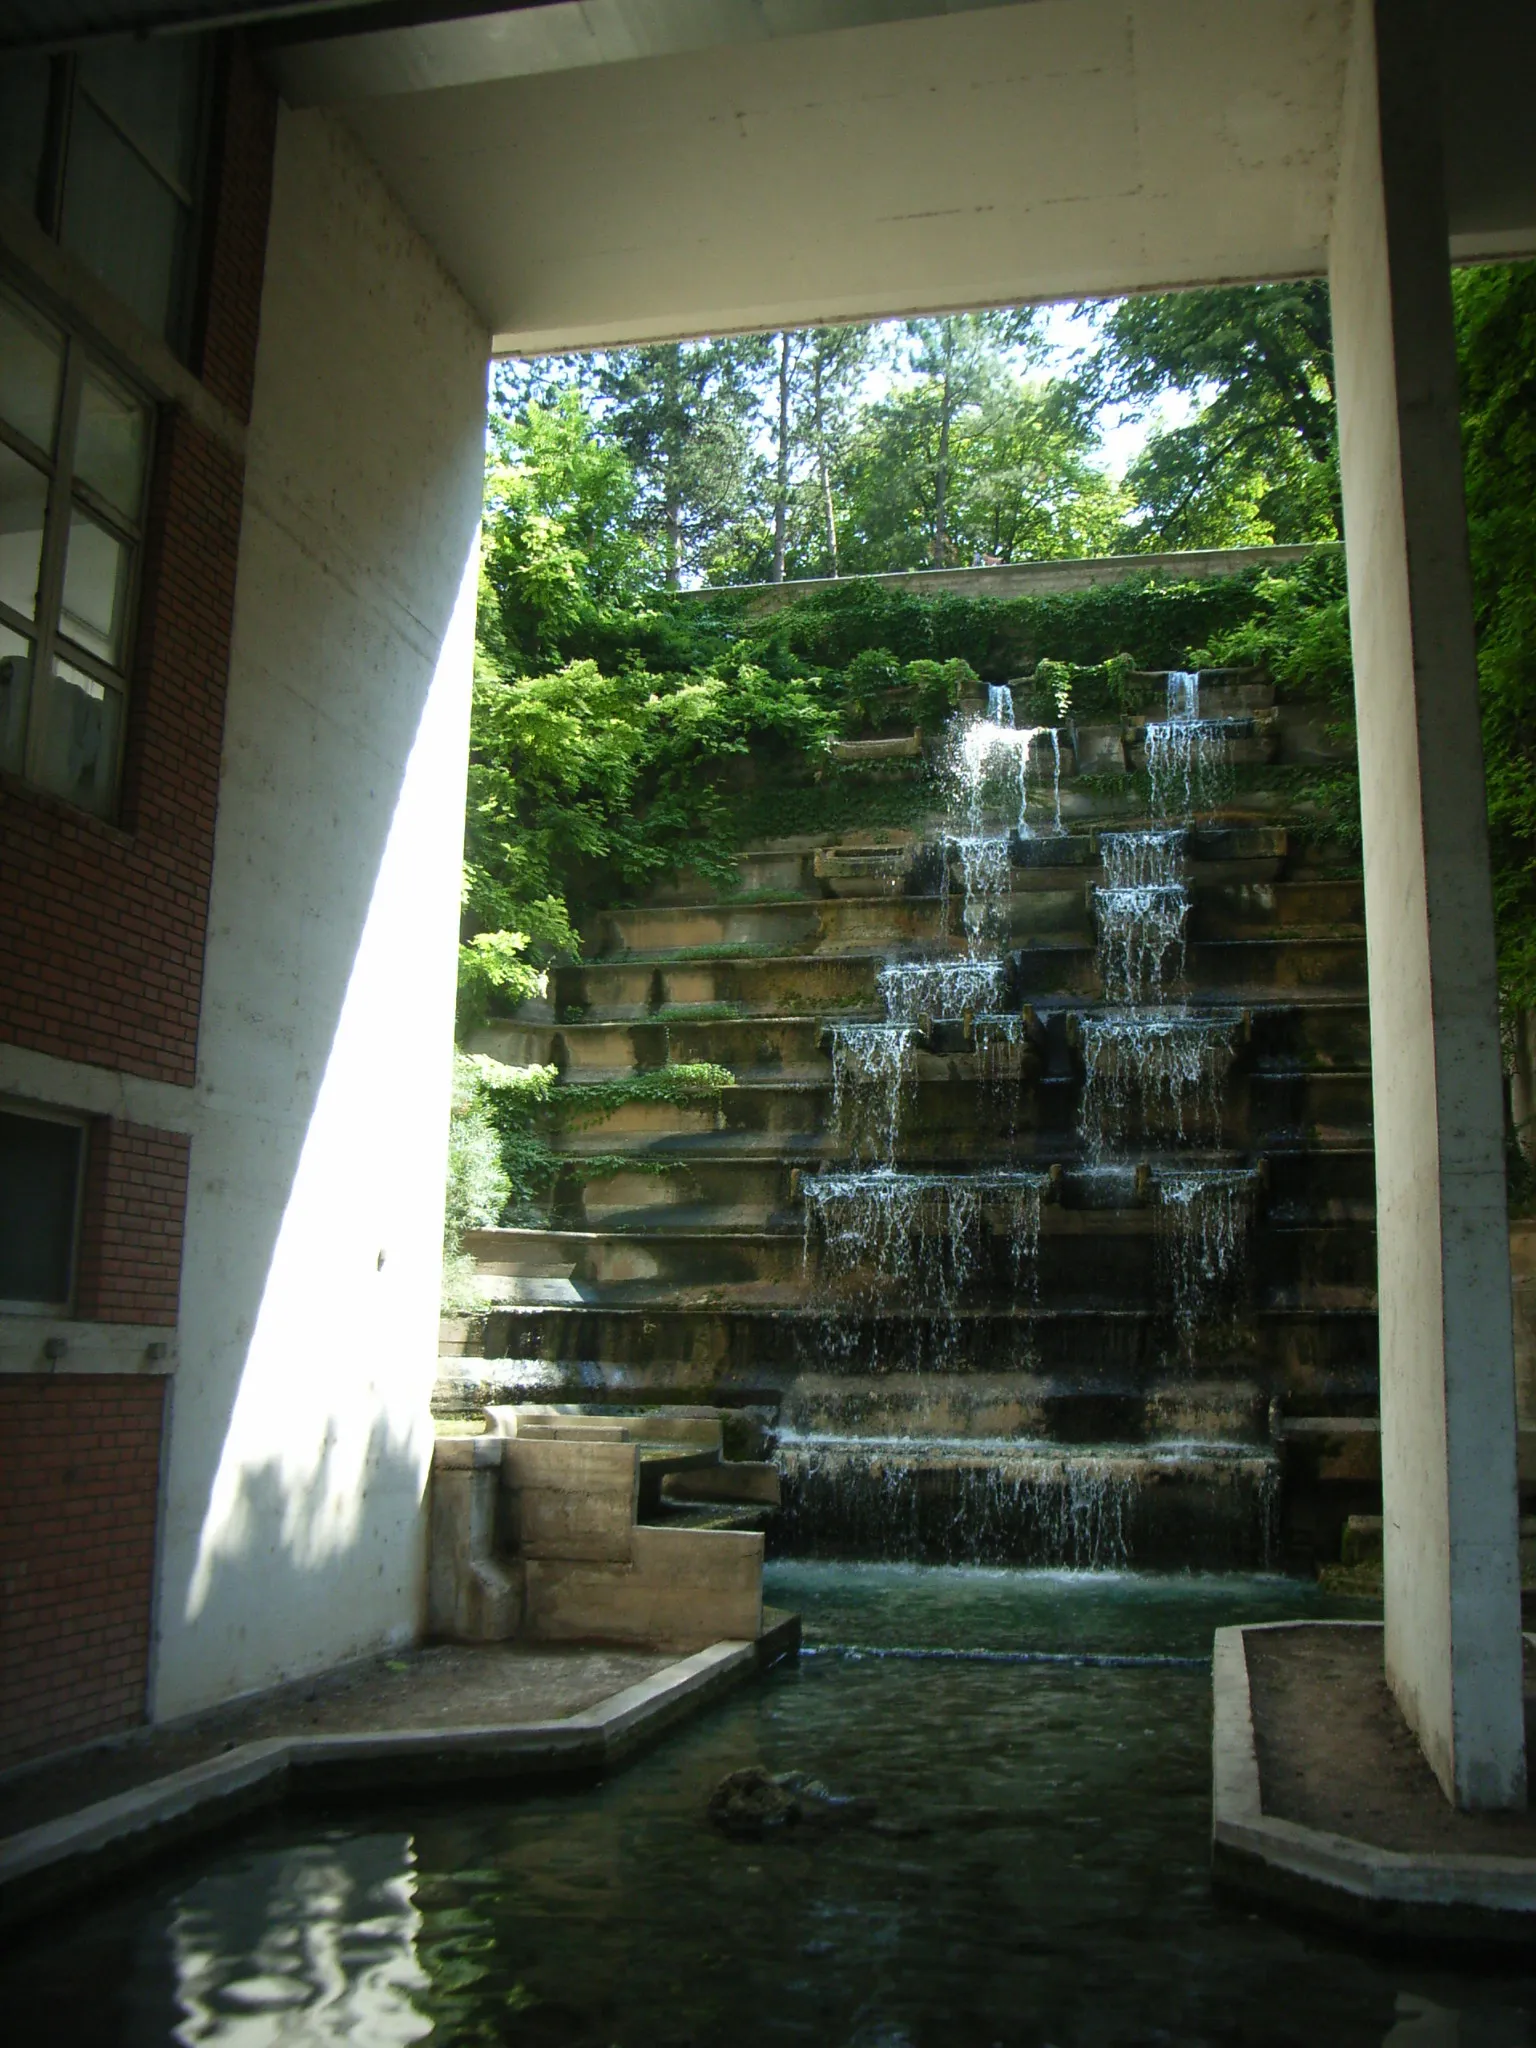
[775,1370,1277,1443]
[471,998,1375,1084]
[546,936,1369,1021]
[576,876,1359,961]
[552,1143,1376,1231]
[451,1300,1379,1398]
[543,1065,1370,1150]
[464,1215,1376,1300]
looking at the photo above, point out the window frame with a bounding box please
[27,45,214,361]
[0,1097,89,1318]
[0,277,156,822]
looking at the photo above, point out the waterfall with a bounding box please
[829,1023,914,1166]
[1077,1011,1237,1157]
[1166,669,1200,721]
[803,1168,1048,1317]
[879,958,1005,1021]
[952,713,1063,839]
[1146,719,1233,819]
[774,1437,1134,1568]
[1155,1167,1259,1331]
[1093,830,1189,1005]
[949,831,1013,955]
[789,660,1273,1560]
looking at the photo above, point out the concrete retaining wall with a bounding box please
[674,544,1325,612]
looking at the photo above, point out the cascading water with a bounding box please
[802,1168,1048,1318]
[1155,1168,1261,1334]
[828,1023,914,1166]
[1093,829,1189,1005]
[773,1436,1135,1567]
[1077,1012,1237,1157]
[1146,668,1234,819]
[809,699,1065,1365]
[788,666,1270,1563]
[878,959,1005,1021]
[1076,668,1258,1337]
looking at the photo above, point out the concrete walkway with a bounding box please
[0,1640,677,1839]
[0,1614,799,1933]
[1212,1621,1536,1944]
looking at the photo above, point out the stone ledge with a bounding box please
[0,1628,797,1934]
[0,1318,176,1375]
[1211,1622,1536,1945]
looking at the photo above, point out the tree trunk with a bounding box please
[665,489,681,588]
[813,349,838,576]
[772,331,791,583]
[933,339,952,569]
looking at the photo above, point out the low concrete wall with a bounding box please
[676,544,1325,612]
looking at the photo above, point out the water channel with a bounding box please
[4,1564,1529,2046]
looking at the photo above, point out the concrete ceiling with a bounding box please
[265,0,1536,354]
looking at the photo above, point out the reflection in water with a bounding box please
[0,1567,1531,2046]
[169,1835,429,2045]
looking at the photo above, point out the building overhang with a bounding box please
[15,3,1536,355]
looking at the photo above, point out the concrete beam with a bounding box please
[1328,0,1524,1809]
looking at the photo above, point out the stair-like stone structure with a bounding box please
[442,673,1377,1570]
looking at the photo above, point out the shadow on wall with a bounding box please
[182,1415,432,1690]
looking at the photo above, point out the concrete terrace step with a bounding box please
[470,997,1375,1083]
[536,1066,1371,1152]
[453,1300,1379,1394]
[551,1146,1377,1229]
[544,936,1369,1021]
[464,1215,1376,1301]
[578,878,1361,962]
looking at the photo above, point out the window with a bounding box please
[0,1105,86,1315]
[0,281,152,819]
[0,40,207,352]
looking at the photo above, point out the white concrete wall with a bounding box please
[1329,0,1524,1808]
[150,106,489,1720]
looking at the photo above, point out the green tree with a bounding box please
[1454,261,1536,1022]
[1089,283,1340,547]
[797,324,872,578]
[599,341,765,586]
[480,387,651,673]
[947,378,1128,563]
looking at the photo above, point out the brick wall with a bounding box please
[0,34,274,1089]
[75,1122,192,1326]
[0,1377,166,1765]
[0,35,277,1765]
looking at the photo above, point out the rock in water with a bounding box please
[708,1766,800,1839]
[706,1767,878,1840]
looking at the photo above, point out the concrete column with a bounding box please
[1329,0,1524,1808]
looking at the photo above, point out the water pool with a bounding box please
[3,1565,1531,2047]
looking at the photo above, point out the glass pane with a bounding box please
[0,55,51,220]
[0,444,47,622]
[31,659,121,817]
[75,368,149,521]
[60,505,131,666]
[0,1110,82,1309]
[0,622,33,776]
[60,95,187,343]
[0,288,64,455]
[77,38,201,194]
